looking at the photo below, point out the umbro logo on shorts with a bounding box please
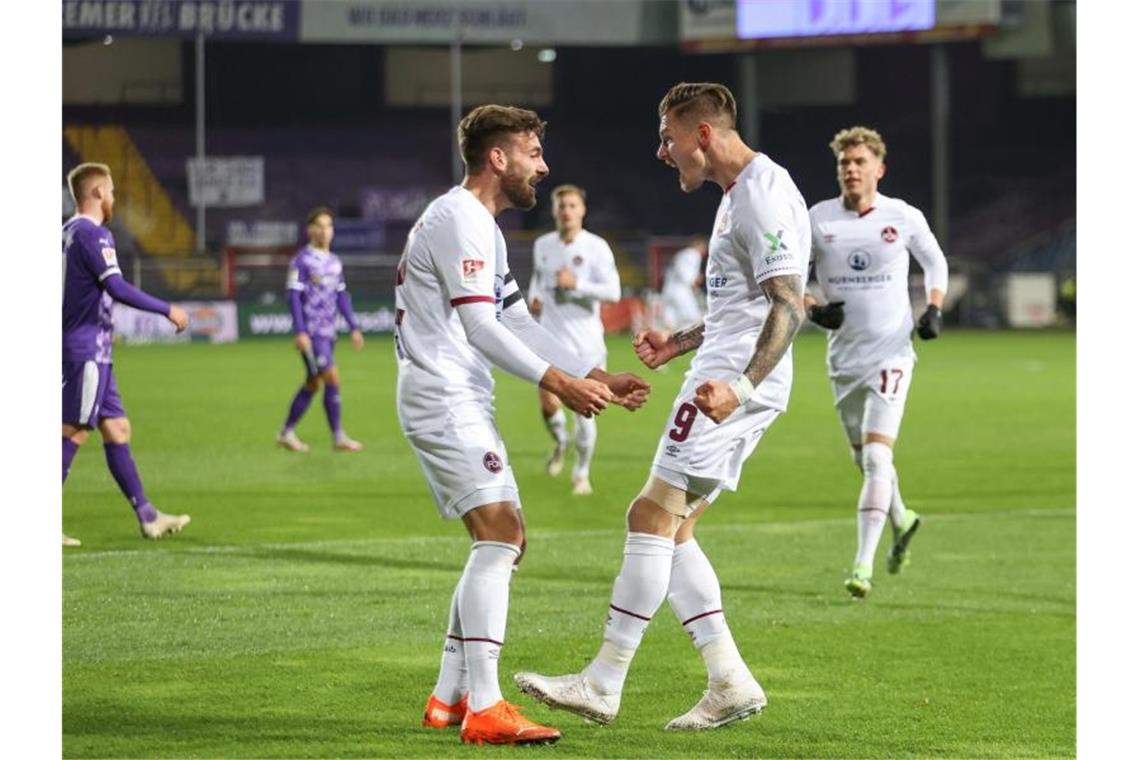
[483,452,503,473]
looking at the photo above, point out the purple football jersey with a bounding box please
[286,246,347,340]
[63,216,120,364]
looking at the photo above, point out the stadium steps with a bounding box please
[63,124,220,294]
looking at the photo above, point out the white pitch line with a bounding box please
[65,508,1073,561]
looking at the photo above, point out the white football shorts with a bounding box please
[650,373,781,503]
[403,401,521,519]
[831,355,916,444]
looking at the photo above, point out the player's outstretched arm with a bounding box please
[103,275,189,332]
[587,368,651,411]
[695,274,804,423]
[540,367,612,418]
[458,300,612,416]
[500,297,595,378]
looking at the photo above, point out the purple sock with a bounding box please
[283,387,315,432]
[323,383,342,436]
[103,443,157,523]
[63,438,79,484]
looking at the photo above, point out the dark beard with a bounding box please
[502,172,537,210]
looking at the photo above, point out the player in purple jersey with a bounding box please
[276,207,366,453]
[62,163,192,546]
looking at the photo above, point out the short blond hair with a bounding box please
[550,184,586,204]
[67,162,112,203]
[829,126,887,160]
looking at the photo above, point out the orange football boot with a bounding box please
[422,693,467,729]
[460,700,562,746]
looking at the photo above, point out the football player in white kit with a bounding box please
[397,105,651,746]
[804,126,948,599]
[660,236,707,330]
[515,83,810,731]
[528,184,621,495]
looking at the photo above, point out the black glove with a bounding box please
[807,301,845,330]
[916,304,942,340]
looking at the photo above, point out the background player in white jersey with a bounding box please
[395,105,650,746]
[661,236,707,330]
[527,184,621,495]
[804,126,948,598]
[516,82,810,731]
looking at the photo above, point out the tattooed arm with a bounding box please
[741,274,805,386]
[693,274,805,423]
[632,321,704,369]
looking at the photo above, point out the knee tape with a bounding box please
[637,475,709,519]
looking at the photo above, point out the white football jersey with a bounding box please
[663,246,703,293]
[688,153,811,413]
[394,186,517,433]
[527,229,619,363]
[809,193,948,377]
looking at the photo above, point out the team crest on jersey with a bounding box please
[462,259,485,281]
[483,451,504,473]
[101,247,117,264]
[848,250,872,271]
[881,226,899,243]
[572,255,584,266]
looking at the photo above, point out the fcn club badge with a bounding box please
[881,226,899,243]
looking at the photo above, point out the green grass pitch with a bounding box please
[63,329,1075,758]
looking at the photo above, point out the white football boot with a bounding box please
[140,510,191,540]
[570,475,593,496]
[664,675,767,731]
[276,430,309,453]
[514,671,620,725]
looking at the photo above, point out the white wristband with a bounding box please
[728,375,754,405]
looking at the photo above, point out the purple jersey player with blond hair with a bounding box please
[62,163,192,546]
[275,207,366,453]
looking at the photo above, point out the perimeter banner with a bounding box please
[62,0,301,40]
[239,300,397,337]
[114,301,239,344]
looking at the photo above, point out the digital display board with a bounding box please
[736,0,936,40]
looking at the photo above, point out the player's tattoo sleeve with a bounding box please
[670,322,705,354]
[742,274,805,387]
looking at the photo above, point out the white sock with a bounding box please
[584,532,675,696]
[854,443,894,569]
[456,541,520,713]
[572,414,597,480]
[889,475,907,529]
[544,408,568,448]
[431,581,468,706]
[668,539,750,683]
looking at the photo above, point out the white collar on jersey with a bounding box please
[67,213,103,226]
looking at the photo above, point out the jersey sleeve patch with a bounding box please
[461,259,485,281]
